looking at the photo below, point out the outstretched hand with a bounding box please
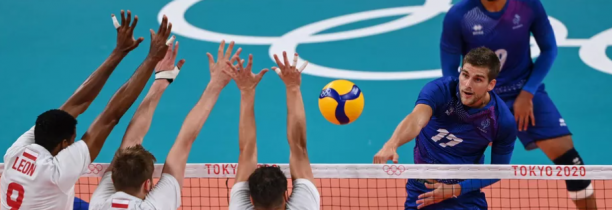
[513,90,535,131]
[206,40,241,87]
[112,10,144,52]
[155,37,186,72]
[373,144,399,164]
[223,54,268,92]
[148,15,173,60]
[272,52,308,88]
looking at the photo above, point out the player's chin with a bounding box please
[460,97,474,106]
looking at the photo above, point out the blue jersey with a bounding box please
[440,0,557,97]
[414,77,517,181]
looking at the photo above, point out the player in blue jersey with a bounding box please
[374,47,517,209]
[439,0,597,209]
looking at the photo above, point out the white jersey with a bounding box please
[229,179,320,210]
[0,126,91,210]
[89,172,181,210]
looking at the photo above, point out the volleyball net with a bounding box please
[5,163,612,209]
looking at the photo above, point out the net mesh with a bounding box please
[6,163,612,209]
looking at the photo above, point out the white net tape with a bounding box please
[2,163,608,180]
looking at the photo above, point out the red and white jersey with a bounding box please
[0,126,91,210]
[229,179,321,210]
[89,172,182,210]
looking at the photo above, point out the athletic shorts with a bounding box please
[404,179,487,210]
[499,84,572,150]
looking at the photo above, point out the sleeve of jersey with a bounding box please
[5,126,36,160]
[89,172,115,210]
[415,79,448,114]
[9,126,35,149]
[440,7,463,78]
[228,182,254,210]
[458,114,517,195]
[523,0,558,94]
[53,141,92,193]
[143,173,182,209]
[286,179,321,209]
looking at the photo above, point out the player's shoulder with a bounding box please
[423,76,458,95]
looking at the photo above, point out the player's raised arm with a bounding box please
[107,40,184,172]
[222,54,268,182]
[81,15,173,162]
[60,10,144,118]
[89,40,184,210]
[373,104,432,164]
[120,40,184,148]
[271,52,314,183]
[161,41,239,186]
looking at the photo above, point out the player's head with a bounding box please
[248,166,288,209]
[459,47,500,108]
[112,144,156,198]
[34,109,77,156]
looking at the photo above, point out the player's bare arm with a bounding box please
[121,40,184,148]
[81,15,173,162]
[272,52,314,183]
[222,54,268,182]
[373,104,432,164]
[59,10,143,118]
[161,41,240,187]
[103,40,184,174]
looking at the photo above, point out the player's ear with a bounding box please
[487,78,496,91]
[61,139,70,148]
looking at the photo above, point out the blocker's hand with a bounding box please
[271,51,308,89]
[223,54,268,92]
[112,10,143,53]
[207,40,241,88]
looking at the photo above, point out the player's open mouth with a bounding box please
[462,91,474,96]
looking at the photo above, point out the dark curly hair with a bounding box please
[34,109,77,152]
[248,166,288,208]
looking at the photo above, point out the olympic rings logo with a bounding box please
[383,165,406,176]
[87,164,104,175]
[159,0,612,79]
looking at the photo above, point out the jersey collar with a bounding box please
[476,0,510,20]
[29,144,51,157]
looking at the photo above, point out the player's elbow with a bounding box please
[60,102,91,118]
[100,114,121,127]
[290,143,308,155]
[238,143,257,156]
[549,45,558,58]
[541,41,558,58]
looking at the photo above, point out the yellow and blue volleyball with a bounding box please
[318,80,364,125]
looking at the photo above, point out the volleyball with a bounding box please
[318,80,364,125]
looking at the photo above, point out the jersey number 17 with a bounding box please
[431,129,464,147]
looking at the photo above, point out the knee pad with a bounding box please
[553,148,594,200]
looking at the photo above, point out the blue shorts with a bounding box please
[74,197,89,210]
[404,179,487,210]
[499,84,572,150]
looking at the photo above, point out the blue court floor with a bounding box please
[1,0,611,165]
